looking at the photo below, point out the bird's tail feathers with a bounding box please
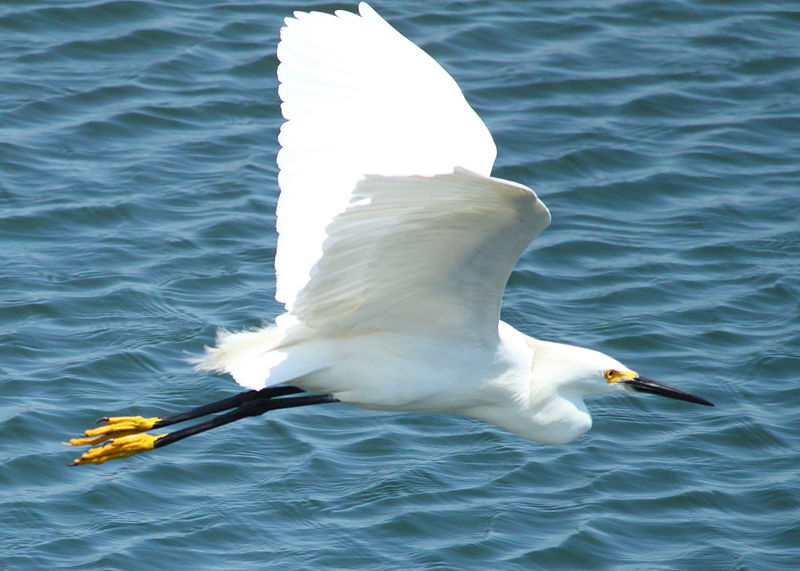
[192,322,330,390]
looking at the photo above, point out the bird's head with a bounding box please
[533,341,714,407]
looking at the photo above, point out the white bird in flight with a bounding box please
[70,3,712,466]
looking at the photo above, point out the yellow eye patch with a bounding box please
[604,369,638,383]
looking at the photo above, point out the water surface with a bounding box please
[1,1,799,568]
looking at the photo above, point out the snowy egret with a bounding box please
[70,3,713,466]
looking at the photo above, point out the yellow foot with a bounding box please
[68,416,163,446]
[71,433,166,465]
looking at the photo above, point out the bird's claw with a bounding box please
[68,416,163,446]
[70,433,165,465]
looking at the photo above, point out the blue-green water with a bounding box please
[2,0,799,568]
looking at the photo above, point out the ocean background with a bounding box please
[2,0,799,568]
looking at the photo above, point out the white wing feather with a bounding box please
[275,3,497,309]
[291,168,550,344]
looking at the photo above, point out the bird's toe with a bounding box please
[69,415,163,447]
[70,433,165,466]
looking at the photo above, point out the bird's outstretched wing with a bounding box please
[275,3,549,344]
[275,3,497,309]
[290,168,550,344]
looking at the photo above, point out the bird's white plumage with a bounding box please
[291,169,549,341]
[275,2,497,309]
[195,3,712,444]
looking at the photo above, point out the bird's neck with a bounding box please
[467,393,591,445]
[464,326,593,445]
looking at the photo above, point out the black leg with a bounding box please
[154,394,338,449]
[149,385,305,429]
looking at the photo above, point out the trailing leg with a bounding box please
[69,388,336,465]
[69,385,305,447]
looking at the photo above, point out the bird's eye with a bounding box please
[604,370,617,381]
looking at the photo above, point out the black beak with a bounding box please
[622,376,714,407]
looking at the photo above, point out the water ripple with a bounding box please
[1,0,799,568]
